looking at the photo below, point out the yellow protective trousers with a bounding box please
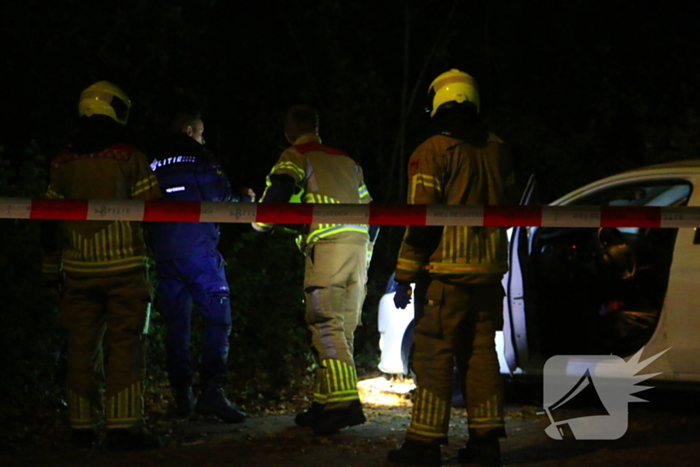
[407,279,505,443]
[61,267,151,430]
[303,237,367,409]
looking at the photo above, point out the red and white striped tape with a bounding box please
[1,198,699,228]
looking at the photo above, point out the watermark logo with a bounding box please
[541,347,670,440]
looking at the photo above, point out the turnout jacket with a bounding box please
[42,143,163,278]
[395,132,516,284]
[147,133,239,261]
[256,133,371,248]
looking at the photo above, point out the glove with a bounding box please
[393,282,412,309]
[45,278,63,299]
[251,222,273,233]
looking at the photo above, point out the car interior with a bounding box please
[522,181,691,359]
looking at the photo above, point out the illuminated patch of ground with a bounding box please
[357,376,415,407]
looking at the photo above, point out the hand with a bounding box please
[45,279,63,299]
[393,282,412,309]
[240,187,256,202]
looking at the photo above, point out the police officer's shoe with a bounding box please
[71,428,98,449]
[195,384,246,424]
[106,427,163,452]
[387,438,443,466]
[457,438,502,467]
[309,400,366,435]
[294,402,325,427]
[173,385,195,418]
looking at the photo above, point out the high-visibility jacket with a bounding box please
[42,143,162,277]
[395,132,516,284]
[257,133,371,248]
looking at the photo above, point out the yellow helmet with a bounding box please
[428,69,479,117]
[78,81,132,125]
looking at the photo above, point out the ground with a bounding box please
[2,377,700,466]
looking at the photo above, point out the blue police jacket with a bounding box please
[147,133,239,261]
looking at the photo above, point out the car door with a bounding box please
[505,171,699,380]
[502,175,538,374]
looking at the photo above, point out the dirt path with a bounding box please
[3,378,700,466]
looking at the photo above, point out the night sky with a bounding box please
[1,0,699,202]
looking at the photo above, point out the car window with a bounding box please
[570,181,691,234]
[572,181,691,208]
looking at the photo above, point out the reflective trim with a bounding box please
[64,221,136,263]
[358,184,369,198]
[306,224,368,244]
[468,393,504,429]
[68,390,98,430]
[316,359,359,403]
[396,258,423,272]
[105,381,143,429]
[407,387,450,439]
[424,262,508,274]
[410,173,441,203]
[131,175,160,197]
[105,418,143,429]
[45,187,64,199]
[42,261,61,275]
[271,161,305,180]
[326,392,361,403]
[63,256,147,273]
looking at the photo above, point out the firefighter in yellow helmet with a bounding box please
[387,70,517,467]
[253,105,378,435]
[78,80,132,125]
[41,81,163,450]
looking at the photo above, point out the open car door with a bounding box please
[503,175,538,374]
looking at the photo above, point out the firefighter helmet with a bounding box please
[428,69,479,117]
[78,81,132,125]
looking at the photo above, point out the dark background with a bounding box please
[1,0,699,436]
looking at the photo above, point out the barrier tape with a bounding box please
[1,198,699,228]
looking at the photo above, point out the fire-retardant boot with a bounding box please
[195,382,246,424]
[309,399,366,435]
[71,428,99,449]
[387,438,443,466]
[106,427,163,452]
[457,438,502,467]
[294,402,326,427]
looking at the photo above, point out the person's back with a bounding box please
[42,81,163,452]
[253,105,373,436]
[145,110,247,424]
[402,123,516,283]
[389,70,515,467]
[147,130,232,261]
[49,117,160,273]
[275,135,371,246]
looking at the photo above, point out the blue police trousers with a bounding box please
[155,250,232,388]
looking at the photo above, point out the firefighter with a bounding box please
[252,105,378,435]
[146,109,252,423]
[41,81,163,450]
[386,70,517,467]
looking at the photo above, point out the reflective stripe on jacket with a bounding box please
[395,133,516,283]
[42,143,162,276]
[260,133,371,247]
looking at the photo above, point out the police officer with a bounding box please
[42,81,163,450]
[147,110,252,423]
[253,105,377,435]
[387,70,517,467]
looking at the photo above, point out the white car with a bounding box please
[378,160,700,385]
